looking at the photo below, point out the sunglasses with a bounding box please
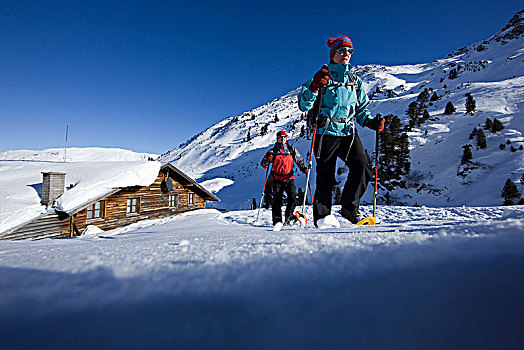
[336,47,354,54]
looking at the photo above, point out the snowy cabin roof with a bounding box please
[0,160,218,236]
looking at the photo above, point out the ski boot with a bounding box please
[339,207,361,224]
[284,215,298,226]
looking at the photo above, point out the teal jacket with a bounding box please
[298,63,373,137]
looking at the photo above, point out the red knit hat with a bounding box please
[327,36,353,62]
[276,130,287,138]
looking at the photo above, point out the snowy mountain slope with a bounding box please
[0,206,523,348]
[160,10,524,210]
[0,147,158,162]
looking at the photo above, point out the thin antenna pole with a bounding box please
[64,124,68,162]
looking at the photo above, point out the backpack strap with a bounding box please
[286,143,296,157]
[347,71,360,108]
[272,142,295,157]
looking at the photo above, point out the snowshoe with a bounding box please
[356,216,376,225]
[295,211,307,226]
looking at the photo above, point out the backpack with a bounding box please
[270,143,297,180]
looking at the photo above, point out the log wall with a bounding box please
[73,172,205,234]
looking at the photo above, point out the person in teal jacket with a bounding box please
[298,36,385,227]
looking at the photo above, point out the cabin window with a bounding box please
[126,198,140,215]
[189,193,195,205]
[86,201,105,220]
[169,194,178,208]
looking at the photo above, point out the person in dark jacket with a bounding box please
[298,36,385,227]
[261,131,307,226]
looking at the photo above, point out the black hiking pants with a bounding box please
[313,134,372,224]
[271,179,297,225]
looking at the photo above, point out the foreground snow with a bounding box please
[0,205,522,348]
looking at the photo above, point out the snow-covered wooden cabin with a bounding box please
[0,162,219,240]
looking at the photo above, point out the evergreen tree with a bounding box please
[476,129,487,149]
[501,179,521,205]
[465,93,476,115]
[246,130,251,141]
[399,133,411,175]
[406,101,420,131]
[378,114,411,191]
[484,118,493,130]
[274,114,279,122]
[444,101,456,115]
[448,68,458,79]
[422,110,430,124]
[430,92,439,101]
[469,127,478,140]
[461,144,473,164]
[260,124,269,136]
[417,89,430,107]
[491,118,504,133]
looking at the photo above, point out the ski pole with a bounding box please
[297,79,329,224]
[373,129,379,218]
[256,166,270,222]
[301,120,319,214]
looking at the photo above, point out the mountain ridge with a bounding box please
[158,10,523,210]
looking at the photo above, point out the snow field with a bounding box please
[0,206,523,348]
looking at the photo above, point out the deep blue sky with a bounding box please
[1,1,522,154]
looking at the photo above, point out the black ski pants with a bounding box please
[313,134,372,223]
[271,179,297,225]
